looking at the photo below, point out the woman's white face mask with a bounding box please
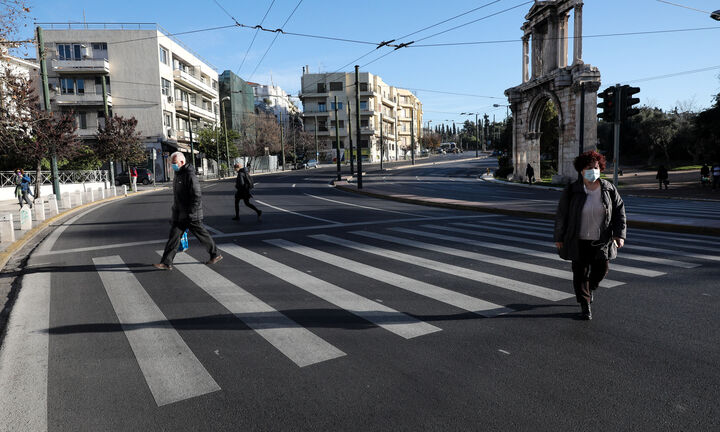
[583,168,600,182]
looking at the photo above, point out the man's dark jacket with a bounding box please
[554,178,627,261]
[234,168,254,199]
[172,164,203,221]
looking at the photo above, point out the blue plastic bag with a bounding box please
[178,229,189,252]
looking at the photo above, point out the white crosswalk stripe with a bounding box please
[310,234,573,301]
[389,227,665,278]
[446,223,700,269]
[350,230,624,288]
[475,221,720,263]
[218,243,440,339]
[93,256,220,407]
[265,239,513,317]
[164,251,346,368]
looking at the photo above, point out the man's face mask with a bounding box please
[171,163,180,172]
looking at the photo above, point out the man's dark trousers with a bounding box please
[160,218,218,266]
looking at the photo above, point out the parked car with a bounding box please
[420,149,429,157]
[115,168,154,186]
[297,159,318,169]
[436,148,446,154]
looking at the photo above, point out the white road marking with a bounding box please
[448,223,699,269]
[303,193,429,217]
[37,215,490,256]
[391,227,665,278]
[93,255,220,406]
[292,184,296,188]
[166,251,345,367]
[218,244,440,339]
[254,199,340,224]
[310,234,572,302]
[498,349,511,355]
[266,239,512,317]
[352,231,624,289]
[35,201,114,255]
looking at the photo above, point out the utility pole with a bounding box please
[280,113,285,171]
[355,65,362,189]
[380,112,384,171]
[100,74,114,186]
[475,113,479,158]
[613,83,621,186]
[314,115,318,166]
[214,109,220,177]
[37,26,60,197]
[348,102,354,175]
[334,95,341,181]
[292,115,297,166]
[410,106,415,165]
[483,113,489,152]
[579,82,585,155]
[187,103,196,170]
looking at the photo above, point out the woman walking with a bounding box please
[554,151,626,320]
[14,169,33,209]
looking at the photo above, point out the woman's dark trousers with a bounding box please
[234,193,260,217]
[571,240,609,305]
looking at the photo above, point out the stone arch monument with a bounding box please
[505,0,601,183]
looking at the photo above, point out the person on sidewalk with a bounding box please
[525,163,535,185]
[14,169,33,209]
[656,165,669,190]
[700,163,711,187]
[554,150,626,321]
[130,166,138,191]
[154,152,222,270]
[232,162,262,221]
[713,162,720,190]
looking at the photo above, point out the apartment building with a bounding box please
[38,23,219,179]
[249,82,299,120]
[219,70,255,144]
[299,70,422,162]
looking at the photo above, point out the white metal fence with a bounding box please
[0,170,109,188]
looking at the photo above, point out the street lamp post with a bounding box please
[493,103,510,121]
[461,112,480,157]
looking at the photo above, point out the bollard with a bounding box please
[98,188,105,199]
[19,205,32,230]
[61,192,71,210]
[74,191,83,206]
[112,186,117,197]
[33,198,45,221]
[123,185,128,197]
[87,189,95,202]
[0,214,15,243]
[47,194,59,216]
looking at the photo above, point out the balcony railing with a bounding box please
[173,69,218,97]
[51,58,110,74]
[53,93,111,106]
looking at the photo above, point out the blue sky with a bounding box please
[24,0,720,125]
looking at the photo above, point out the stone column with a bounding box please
[522,35,530,83]
[558,13,569,68]
[573,4,583,64]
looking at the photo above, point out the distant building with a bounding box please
[249,82,298,120]
[219,70,255,153]
[0,55,38,81]
[299,69,422,162]
[36,23,220,179]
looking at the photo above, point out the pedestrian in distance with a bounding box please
[232,162,262,221]
[712,162,720,190]
[656,165,669,190]
[130,166,138,191]
[525,163,535,185]
[554,150,626,320]
[153,152,222,270]
[700,163,711,187]
[14,169,33,209]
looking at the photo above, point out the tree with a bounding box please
[94,115,146,170]
[420,132,441,150]
[195,125,240,164]
[0,68,82,196]
[252,112,281,156]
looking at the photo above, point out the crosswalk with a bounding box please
[80,216,719,406]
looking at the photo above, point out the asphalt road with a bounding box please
[1,161,719,431]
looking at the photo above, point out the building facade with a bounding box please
[299,70,422,162]
[219,70,255,154]
[249,82,298,120]
[37,23,220,180]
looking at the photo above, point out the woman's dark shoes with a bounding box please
[257,210,262,221]
[231,216,239,221]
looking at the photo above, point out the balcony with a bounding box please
[51,58,110,74]
[53,93,111,106]
[302,109,330,116]
[173,69,218,98]
[175,101,216,121]
[359,85,373,94]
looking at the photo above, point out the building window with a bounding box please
[161,78,171,96]
[77,112,87,129]
[163,112,172,127]
[60,78,74,94]
[57,44,71,60]
[159,46,169,65]
[73,44,82,60]
[318,102,326,112]
[76,79,84,94]
[92,43,108,60]
[360,119,369,128]
[330,101,343,110]
[360,101,368,110]
[317,83,326,93]
[329,82,343,91]
[212,79,218,90]
[330,120,345,128]
[359,83,368,92]
[360,139,369,148]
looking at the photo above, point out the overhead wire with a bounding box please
[233,0,277,75]
[248,0,305,81]
[624,64,720,84]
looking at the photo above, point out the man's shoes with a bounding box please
[206,255,223,265]
[231,216,239,221]
[257,210,262,221]
[152,263,173,270]
[580,303,592,320]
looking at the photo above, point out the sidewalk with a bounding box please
[0,184,167,270]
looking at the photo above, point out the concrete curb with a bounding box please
[334,182,720,237]
[0,187,166,272]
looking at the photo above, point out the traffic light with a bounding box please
[620,85,640,120]
[597,87,616,122]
